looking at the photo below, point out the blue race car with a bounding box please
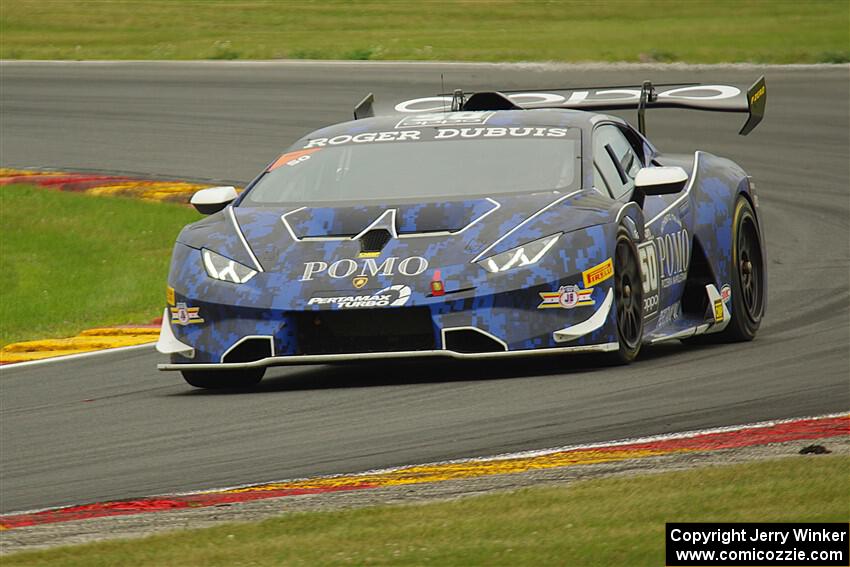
[157,78,767,389]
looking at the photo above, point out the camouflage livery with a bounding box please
[157,98,766,372]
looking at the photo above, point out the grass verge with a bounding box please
[5,455,849,566]
[0,0,848,63]
[0,184,198,346]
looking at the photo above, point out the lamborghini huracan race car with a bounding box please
[157,78,768,388]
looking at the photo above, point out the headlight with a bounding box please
[477,233,561,274]
[202,249,257,283]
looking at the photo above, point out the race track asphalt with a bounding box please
[1,62,848,514]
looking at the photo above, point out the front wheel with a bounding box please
[181,368,265,389]
[611,229,644,364]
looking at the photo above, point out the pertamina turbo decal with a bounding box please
[307,285,412,309]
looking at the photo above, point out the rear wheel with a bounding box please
[716,197,765,341]
[612,230,644,363]
[181,368,265,389]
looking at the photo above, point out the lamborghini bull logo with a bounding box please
[299,256,429,281]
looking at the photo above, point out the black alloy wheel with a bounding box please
[613,229,644,363]
[717,197,765,341]
[737,213,764,322]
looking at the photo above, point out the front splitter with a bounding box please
[158,342,620,371]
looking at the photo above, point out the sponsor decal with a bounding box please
[170,302,204,326]
[538,285,595,309]
[657,302,682,327]
[395,112,494,128]
[304,130,421,148]
[301,127,568,149]
[352,276,368,289]
[308,285,411,309]
[433,127,568,140]
[657,227,690,288]
[643,294,659,315]
[300,256,429,281]
[394,86,741,113]
[713,298,724,323]
[166,286,175,307]
[656,214,690,289]
[582,258,614,288]
[638,241,660,319]
[721,284,732,304]
[357,251,381,259]
[750,84,766,105]
[267,148,321,171]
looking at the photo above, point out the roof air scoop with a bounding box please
[359,229,392,254]
[353,209,397,254]
[462,91,521,111]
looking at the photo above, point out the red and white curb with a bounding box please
[1,413,846,530]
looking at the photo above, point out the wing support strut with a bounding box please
[637,80,657,136]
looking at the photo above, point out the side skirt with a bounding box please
[647,284,730,344]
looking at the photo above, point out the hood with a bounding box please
[282,199,501,238]
[176,190,616,303]
[229,191,613,269]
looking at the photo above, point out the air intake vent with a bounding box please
[359,229,392,254]
[222,337,273,363]
[293,308,435,355]
[443,328,507,354]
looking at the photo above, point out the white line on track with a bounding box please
[6,411,844,517]
[1,60,846,71]
[0,342,155,371]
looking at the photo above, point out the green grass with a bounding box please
[0,0,848,63]
[5,456,848,566]
[0,185,198,346]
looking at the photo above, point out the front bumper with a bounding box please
[161,218,622,370]
[157,287,618,371]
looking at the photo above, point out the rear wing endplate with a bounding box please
[738,76,766,135]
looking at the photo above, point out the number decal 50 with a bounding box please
[638,242,659,294]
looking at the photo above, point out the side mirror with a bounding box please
[635,166,689,195]
[190,186,238,215]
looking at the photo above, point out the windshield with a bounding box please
[243,127,581,205]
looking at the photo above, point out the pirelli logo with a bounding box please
[750,85,765,105]
[582,258,614,288]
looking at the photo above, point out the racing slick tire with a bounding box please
[714,196,765,342]
[611,228,644,364]
[181,368,265,389]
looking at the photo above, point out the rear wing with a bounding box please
[354,76,766,136]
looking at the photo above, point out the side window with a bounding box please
[593,163,610,194]
[593,125,643,200]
